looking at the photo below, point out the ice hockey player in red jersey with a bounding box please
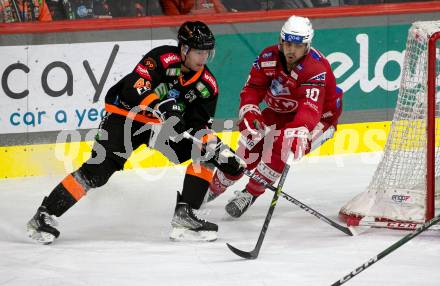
[205,15,343,218]
[26,21,245,244]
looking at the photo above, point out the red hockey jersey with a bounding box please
[240,45,342,132]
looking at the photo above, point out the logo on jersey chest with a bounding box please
[270,77,291,96]
[185,90,197,102]
[265,95,298,113]
[168,89,180,99]
[261,61,277,68]
[166,68,181,76]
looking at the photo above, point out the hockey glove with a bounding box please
[274,127,310,161]
[154,98,186,134]
[202,139,247,177]
[238,104,267,150]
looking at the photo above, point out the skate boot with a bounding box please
[27,198,60,244]
[170,192,218,242]
[225,189,257,218]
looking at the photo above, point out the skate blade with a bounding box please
[169,227,217,242]
[27,225,56,245]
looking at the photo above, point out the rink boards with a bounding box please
[0,121,391,178]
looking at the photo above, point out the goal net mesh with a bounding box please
[340,21,440,223]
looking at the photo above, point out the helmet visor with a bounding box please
[192,48,216,63]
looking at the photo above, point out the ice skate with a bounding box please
[27,201,60,245]
[225,189,257,218]
[170,192,218,242]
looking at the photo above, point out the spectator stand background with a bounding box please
[4,0,436,21]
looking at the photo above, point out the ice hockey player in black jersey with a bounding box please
[27,21,245,244]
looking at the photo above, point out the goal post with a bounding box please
[340,21,440,227]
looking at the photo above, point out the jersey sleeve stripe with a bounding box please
[105,103,161,124]
[139,92,160,110]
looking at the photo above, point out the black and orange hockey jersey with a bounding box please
[105,45,219,132]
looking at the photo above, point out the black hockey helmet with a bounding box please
[177,21,215,50]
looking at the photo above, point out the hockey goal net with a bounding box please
[340,21,440,228]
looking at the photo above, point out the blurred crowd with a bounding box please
[0,0,435,23]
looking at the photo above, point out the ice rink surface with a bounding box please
[0,153,439,286]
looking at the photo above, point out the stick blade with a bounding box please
[226,243,258,260]
[342,226,355,236]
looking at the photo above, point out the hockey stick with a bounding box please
[182,131,291,259]
[226,152,294,259]
[331,214,440,286]
[241,171,353,236]
[278,192,354,236]
[182,132,353,237]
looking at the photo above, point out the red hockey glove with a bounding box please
[238,104,266,150]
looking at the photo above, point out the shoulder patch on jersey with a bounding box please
[310,50,322,61]
[261,51,273,59]
[202,70,218,94]
[261,61,277,68]
[135,64,152,80]
[308,72,326,81]
[160,53,181,68]
[144,57,157,70]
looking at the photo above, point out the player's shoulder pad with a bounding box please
[297,48,328,86]
[134,45,179,79]
[254,45,279,70]
[196,67,218,98]
[150,45,181,69]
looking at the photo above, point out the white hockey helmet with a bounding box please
[280,16,314,47]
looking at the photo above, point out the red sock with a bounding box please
[209,170,243,195]
[246,158,284,197]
